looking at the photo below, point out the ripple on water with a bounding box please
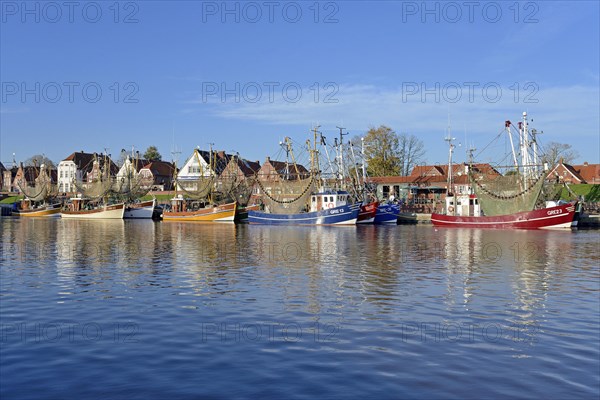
[1,220,599,398]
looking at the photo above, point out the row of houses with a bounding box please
[0,148,309,195]
[0,151,177,194]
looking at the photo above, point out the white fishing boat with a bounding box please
[124,199,156,219]
[61,197,125,219]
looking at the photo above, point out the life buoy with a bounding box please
[327,203,334,209]
[448,206,454,213]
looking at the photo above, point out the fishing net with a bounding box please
[470,171,546,216]
[112,173,153,201]
[175,176,214,200]
[216,173,255,206]
[256,174,315,214]
[17,165,57,202]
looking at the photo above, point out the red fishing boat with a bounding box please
[431,112,577,230]
[431,195,576,229]
[357,201,379,224]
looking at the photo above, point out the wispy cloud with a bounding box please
[186,83,599,141]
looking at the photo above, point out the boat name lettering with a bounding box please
[547,209,562,216]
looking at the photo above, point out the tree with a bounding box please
[542,142,579,167]
[361,126,426,177]
[143,146,162,161]
[363,125,401,176]
[25,155,55,169]
[398,133,425,176]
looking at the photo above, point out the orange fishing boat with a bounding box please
[161,196,237,222]
[14,199,61,217]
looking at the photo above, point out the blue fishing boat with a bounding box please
[373,203,400,224]
[249,190,360,225]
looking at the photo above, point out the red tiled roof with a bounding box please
[548,162,585,183]
[266,159,309,177]
[235,158,261,176]
[411,165,445,177]
[573,163,600,184]
[141,161,176,177]
[62,151,118,175]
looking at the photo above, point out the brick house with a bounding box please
[548,160,600,184]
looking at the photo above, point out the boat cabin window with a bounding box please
[312,196,316,202]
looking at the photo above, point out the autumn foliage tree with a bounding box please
[363,126,400,176]
[362,126,425,176]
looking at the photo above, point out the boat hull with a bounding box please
[374,204,400,224]
[124,199,156,219]
[235,204,260,222]
[14,204,62,218]
[162,202,237,222]
[61,203,125,219]
[357,201,379,224]
[248,204,360,225]
[431,203,577,229]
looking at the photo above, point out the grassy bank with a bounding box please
[558,184,600,202]
[0,195,23,204]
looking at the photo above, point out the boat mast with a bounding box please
[519,112,531,191]
[506,120,520,173]
[311,125,322,188]
[279,138,290,179]
[285,137,301,180]
[336,126,347,187]
[319,133,336,185]
[348,141,361,192]
[445,132,455,197]
[361,137,367,197]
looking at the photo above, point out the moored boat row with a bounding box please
[4,113,583,229]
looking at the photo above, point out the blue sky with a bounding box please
[1,0,599,168]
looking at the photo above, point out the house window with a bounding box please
[382,185,390,198]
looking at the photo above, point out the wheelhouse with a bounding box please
[310,191,350,212]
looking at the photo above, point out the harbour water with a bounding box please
[1,219,599,399]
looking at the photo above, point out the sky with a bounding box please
[1,0,599,169]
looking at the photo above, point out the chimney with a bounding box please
[584,161,589,166]
[266,156,270,162]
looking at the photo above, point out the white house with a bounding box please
[176,148,231,191]
[58,152,93,193]
[58,151,117,194]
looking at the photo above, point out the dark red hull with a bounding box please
[357,201,379,224]
[431,203,577,229]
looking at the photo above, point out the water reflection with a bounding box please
[1,218,599,399]
[2,219,594,329]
